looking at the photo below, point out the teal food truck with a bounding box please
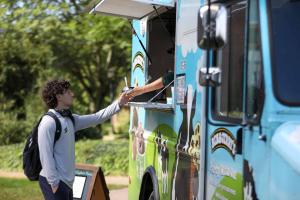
[88,0,300,199]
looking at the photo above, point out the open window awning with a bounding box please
[87,0,175,19]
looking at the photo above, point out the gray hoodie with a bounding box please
[38,101,120,189]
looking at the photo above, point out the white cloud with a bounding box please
[196,52,206,92]
[176,0,201,57]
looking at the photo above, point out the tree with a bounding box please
[46,14,131,112]
[0,0,132,143]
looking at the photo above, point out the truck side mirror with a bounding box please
[197,4,228,50]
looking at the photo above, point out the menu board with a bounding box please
[176,74,186,104]
[73,176,87,199]
[73,164,109,200]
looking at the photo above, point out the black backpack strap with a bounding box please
[69,114,75,127]
[33,115,46,139]
[45,112,62,145]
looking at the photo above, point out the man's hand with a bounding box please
[118,92,133,106]
[51,184,59,194]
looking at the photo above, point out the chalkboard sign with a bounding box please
[73,164,109,200]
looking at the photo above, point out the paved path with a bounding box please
[0,170,25,179]
[110,188,128,200]
[106,176,128,185]
[0,170,128,184]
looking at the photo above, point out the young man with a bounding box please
[38,79,131,200]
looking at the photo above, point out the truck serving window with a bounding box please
[147,7,176,103]
[270,0,300,106]
[213,2,246,123]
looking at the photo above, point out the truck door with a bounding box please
[204,2,246,200]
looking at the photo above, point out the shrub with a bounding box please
[0,139,129,176]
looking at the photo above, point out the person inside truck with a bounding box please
[127,70,174,99]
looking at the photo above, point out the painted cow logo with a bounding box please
[130,107,145,180]
[155,129,169,194]
[244,160,258,200]
[172,85,199,200]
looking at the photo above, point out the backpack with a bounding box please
[23,112,62,181]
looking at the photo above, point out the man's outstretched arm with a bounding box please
[73,92,131,131]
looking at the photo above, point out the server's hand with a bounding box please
[127,87,143,97]
[127,77,165,98]
[118,92,133,106]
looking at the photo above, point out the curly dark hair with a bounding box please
[42,79,71,109]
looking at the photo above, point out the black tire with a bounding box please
[139,167,159,200]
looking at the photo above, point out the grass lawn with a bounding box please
[0,137,129,199]
[0,177,127,200]
[0,177,43,200]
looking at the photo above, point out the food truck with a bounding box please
[88,0,300,199]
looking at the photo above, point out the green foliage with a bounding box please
[101,108,130,137]
[0,142,24,170]
[0,0,131,143]
[0,113,29,145]
[48,14,132,112]
[75,139,129,175]
[115,108,130,137]
[0,139,129,176]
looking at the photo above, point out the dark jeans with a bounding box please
[39,176,73,200]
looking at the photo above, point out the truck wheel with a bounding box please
[139,166,160,200]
